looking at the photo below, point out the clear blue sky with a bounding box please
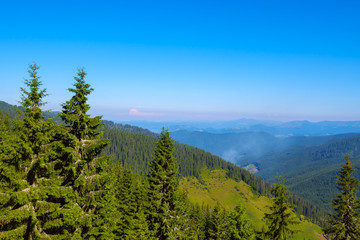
[1,0,360,122]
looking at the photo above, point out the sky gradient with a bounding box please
[1,0,360,122]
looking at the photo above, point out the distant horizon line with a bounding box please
[2,99,360,124]
[114,118,360,124]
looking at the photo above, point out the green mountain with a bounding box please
[0,101,20,118]
[251,135,360,210]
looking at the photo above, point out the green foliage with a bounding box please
[60,68,117,239]
[113,163,150,239]
[0,63,78,239]
[228,205,256,239]
[181,169,323,239]
[204,203,228,239]
[0,101,20,119]
[183,200,256,240]
[263,176,300,240]
[147,128,187,239]
[323,154,360,239]
[102,120,158,137]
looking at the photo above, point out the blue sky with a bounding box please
[1,0,360,122]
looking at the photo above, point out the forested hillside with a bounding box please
[0,101,19,119]
[251,136,360,210]
[101,128,327,224]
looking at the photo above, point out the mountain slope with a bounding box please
[252,135,360,210]
[181,169,324,239]
[0,101,19,118]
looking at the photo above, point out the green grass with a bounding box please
[181,168,324,239]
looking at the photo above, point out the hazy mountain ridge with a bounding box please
[171,130,359,165]
[124,119,360,136]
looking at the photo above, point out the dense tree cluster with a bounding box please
[0,64,117,239]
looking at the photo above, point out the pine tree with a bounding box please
[323,154,360,239]
[147,128,186,239]
[60,68,117,238]
[263,176,299,240]
[0,63,78,239]
[228,205,255,240]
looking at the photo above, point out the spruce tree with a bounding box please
[0,63,78,239]
[323,154,360,239]
[228,205,255,240]
[147,128,186,239]
[263,176,299,240]
[60,68,117,239]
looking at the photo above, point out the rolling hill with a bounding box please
[181,168,324,239]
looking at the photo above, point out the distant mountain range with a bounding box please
[171,130,359,164]
[122,119,360,136]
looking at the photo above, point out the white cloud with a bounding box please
[129,108,163,117]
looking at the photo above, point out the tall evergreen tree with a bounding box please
[0,63,77,239]
[147,128,186,239]
[323,154,360,239]
[263,176,299,240]
[60,68,117,239]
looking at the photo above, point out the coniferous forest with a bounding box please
[1,64,360,239]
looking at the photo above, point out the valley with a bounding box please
[166,127,360,211]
